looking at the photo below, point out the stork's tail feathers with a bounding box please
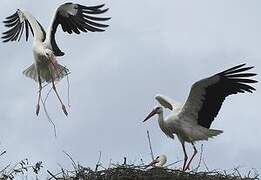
[23,64,38,82]
[207,129,223,138]
[23,63,69,83]
[50,63,69,82]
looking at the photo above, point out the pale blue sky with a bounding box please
[0,0,260,178]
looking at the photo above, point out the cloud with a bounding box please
[0,0,260,178]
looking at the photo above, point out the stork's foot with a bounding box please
[182,165,190,171]
[36,104,40,116]
[62,105,68,116]
[182,161,187,171]
[184,166,190,171]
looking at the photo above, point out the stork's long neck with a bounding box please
[158,111,165,131]
[157,109,175,139]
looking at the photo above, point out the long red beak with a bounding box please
[143,108,157,122]
[145,159,157,168]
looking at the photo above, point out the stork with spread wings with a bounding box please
[143,64,257,171]
[2,3,110,115]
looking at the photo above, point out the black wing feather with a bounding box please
[196,64,257,128]
[18,22,24,41]
[4,18,19,27]
[2,23,21,42]
[79,4,105,10]
[2,10,33,42]
[5,11,17,20]
[12,23,22,41]
[83,14,111,21]
[24,20,29,41]
[50,3,110,56]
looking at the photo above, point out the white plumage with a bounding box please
[147,155,167,168]
[2,3,110,115]
[143,64,257,171]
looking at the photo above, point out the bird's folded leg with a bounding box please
[185,142,197,171]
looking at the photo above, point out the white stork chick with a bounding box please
[143,64,257,171]
[146,155,167,168]
[2,3,110,115]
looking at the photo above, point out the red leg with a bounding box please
[181,142,188,171]
[185,142,197,171]
[50,74,68,116]
[47,58,68,116]
[36,72,42,116]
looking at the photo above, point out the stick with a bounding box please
[202,157,210,172]
[123,157,127,165]
[0,150,6,157]
[95,151,102,171]
[66,70,71,108]
[47,170,59,180]
[41,97,57,137]
[63,151,77,170]
[165,160,182,168]
[147,130,154,161]
[193,144,204,172]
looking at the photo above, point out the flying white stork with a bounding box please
[143,64,257,171]
[2,3,110,116]
[146,154,167,168]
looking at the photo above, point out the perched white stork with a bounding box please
[2,3,110,115]
[146,154,167,168]
[143,64,257,171]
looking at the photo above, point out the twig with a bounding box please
[233,166,242,178]
[123,157,127,165]
[41,97,57,137]
[95,151,102,171]
[249,168,259,179]
[0,150,6,157]
[147,130,154,161]
[140,158,145,166]
[66,70,71,108]
[193,144,204,172]
[2,160,42,179]
[39,81,59,137]
[0,164,10,174]
[37,64,70,137]
[47,170,59,180]
[165,160,182,168]
[108,159,112,169]
[63,151,77,171]
[202,157,210,172]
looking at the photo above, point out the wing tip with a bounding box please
[220,63,256,76]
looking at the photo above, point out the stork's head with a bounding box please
[146,154,167,168]
[44,49,56,61]
[44,49,53,58]
[143,106,163,122]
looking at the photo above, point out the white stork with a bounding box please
[146,154,167,168]
[143,64,257,171]
[2,3,110,116]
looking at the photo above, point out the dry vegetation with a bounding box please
[0,150,259,180]
[0,133,259,180]
[0,150,42,180]
[46,162,259,180]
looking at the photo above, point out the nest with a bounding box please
[47,164,259,180]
